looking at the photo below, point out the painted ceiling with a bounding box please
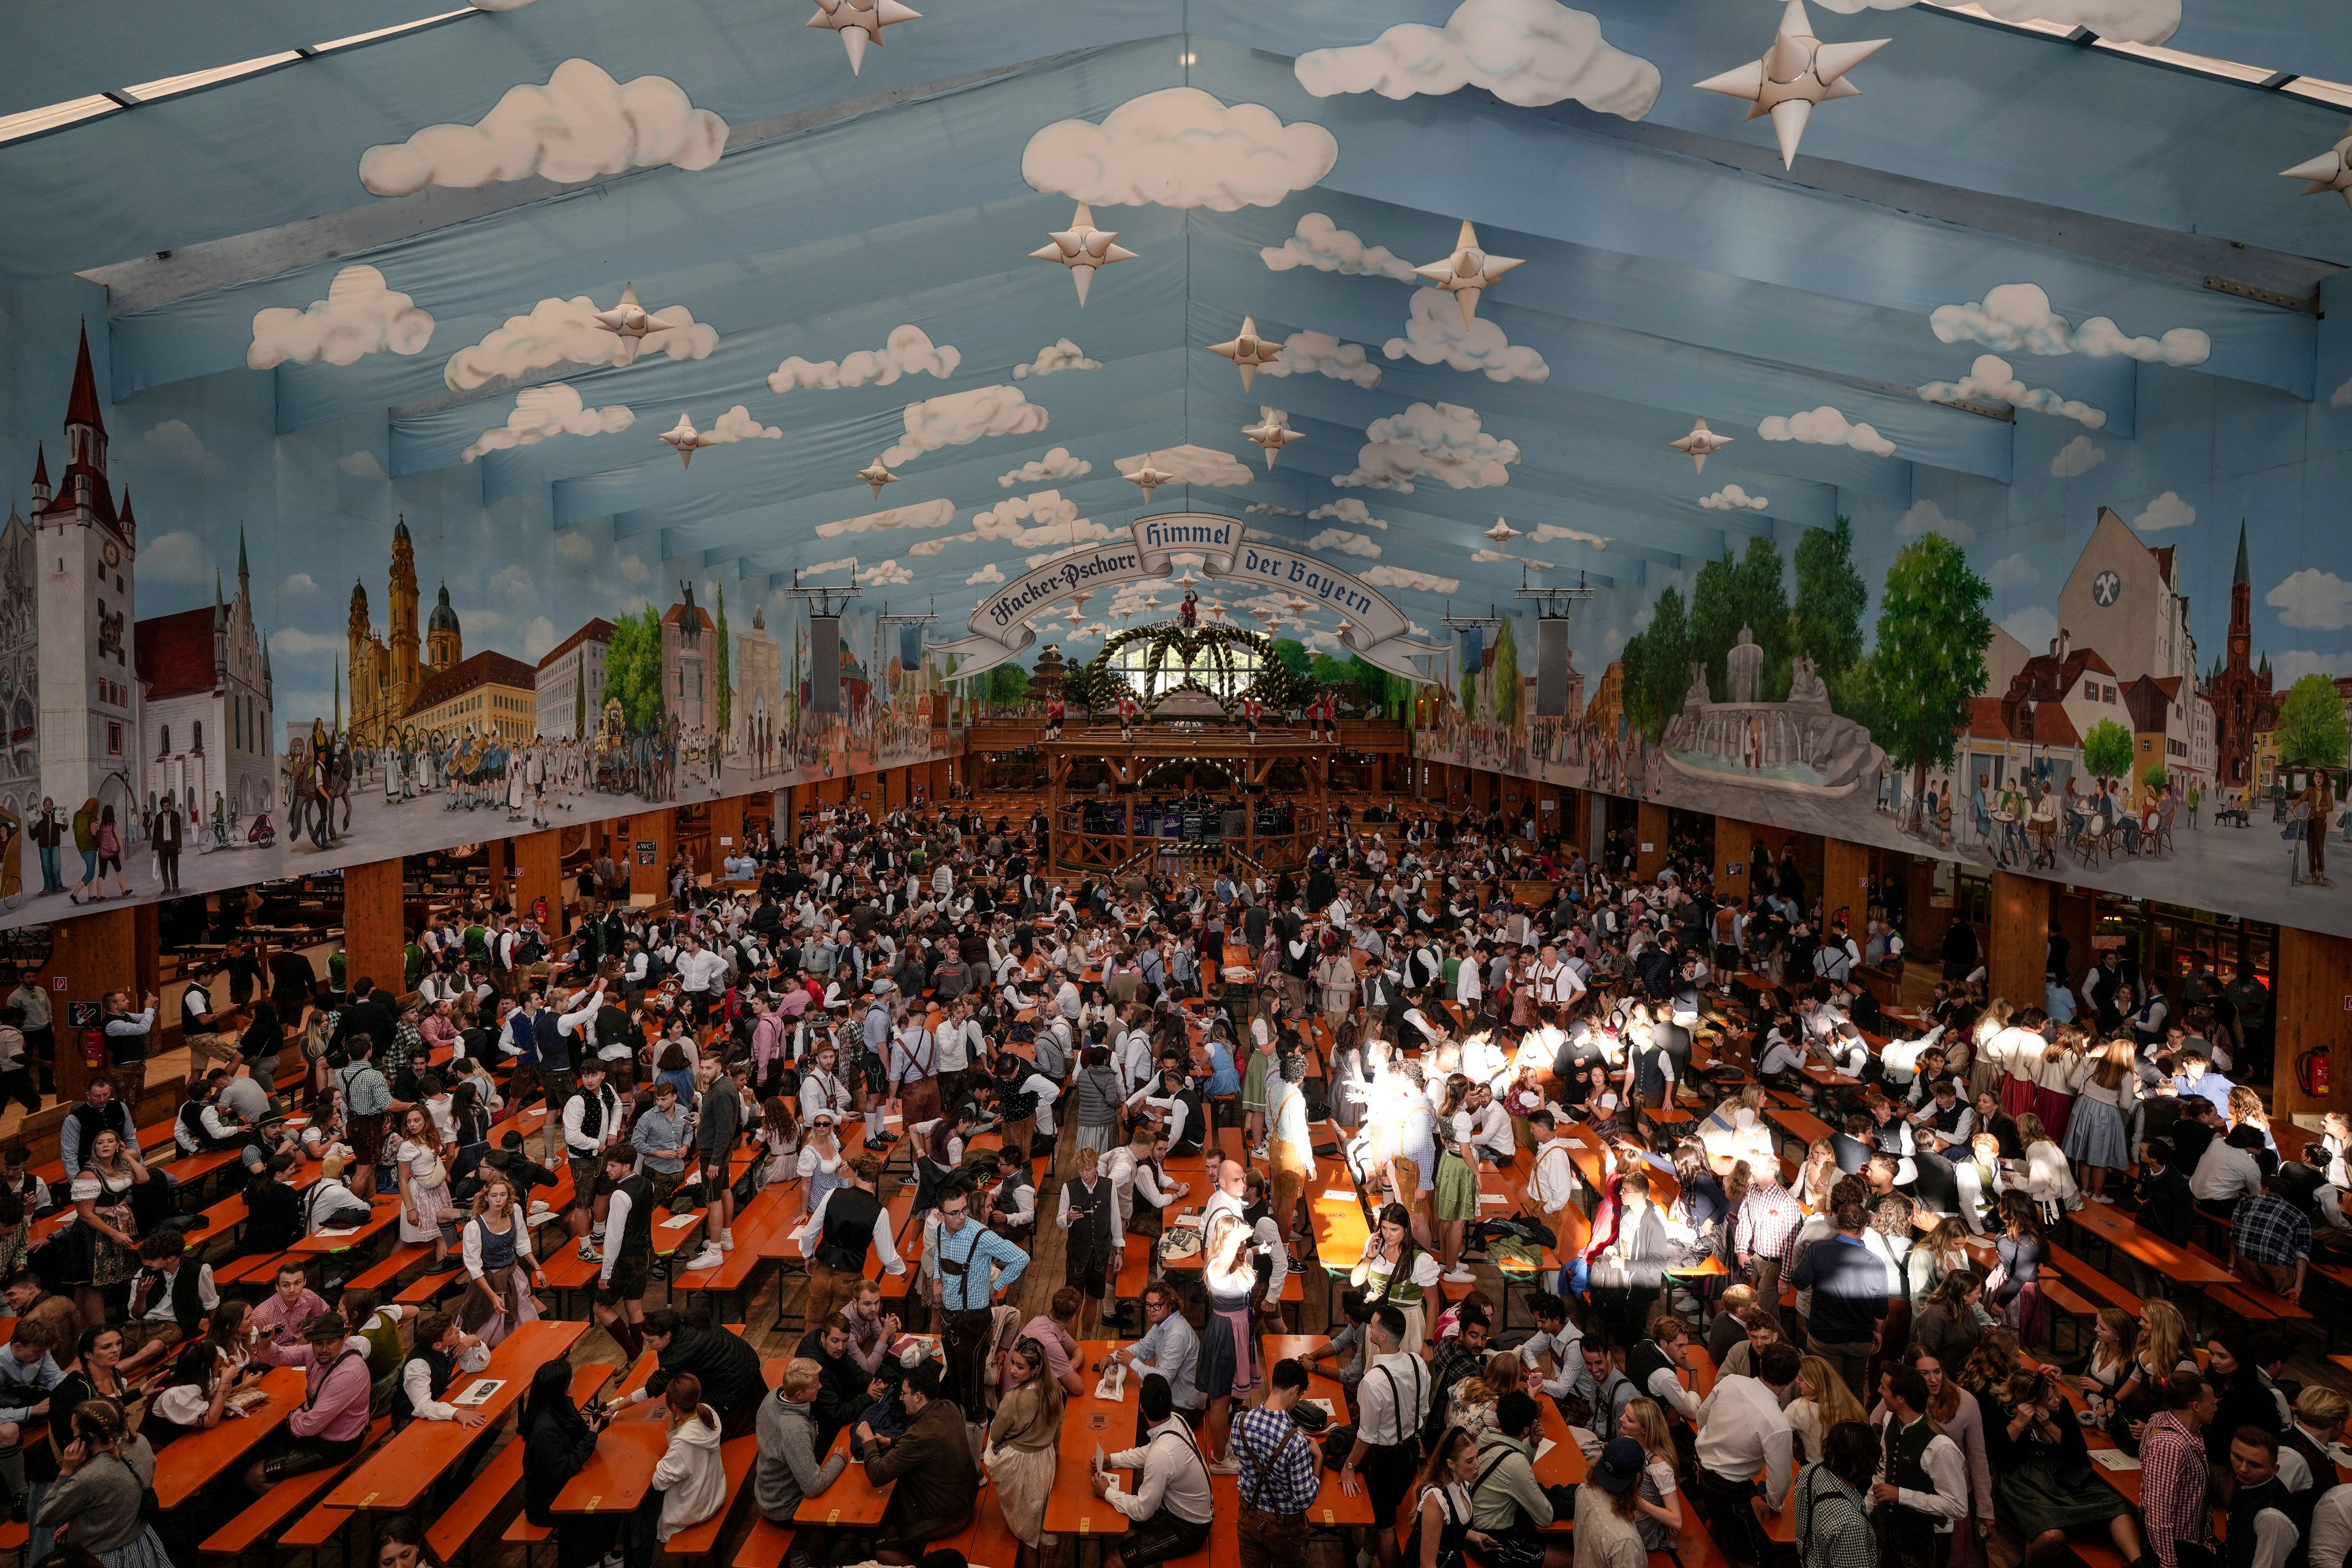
[15,0,2352,643]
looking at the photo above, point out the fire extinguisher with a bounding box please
[2299,1048,2331,1099]
[81,1026,105,1070]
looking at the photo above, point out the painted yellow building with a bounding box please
[348,517,466,748]
[403,649,537,743]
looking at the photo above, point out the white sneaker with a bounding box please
[2090,1193,2116,1204]
[577,1238,600,1262]
[1442,1268,1478,1284]
[1205,1456,1242,1475]
[527,1201,552,1221]
[684,1246,725,1271]
[720,1231,736,1252]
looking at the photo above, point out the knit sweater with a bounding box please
[755,1393,846,1523]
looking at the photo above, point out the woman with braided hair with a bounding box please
[35,1397,170,1568]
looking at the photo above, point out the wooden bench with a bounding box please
[214,1250,293,1288]
[427,1363,617,1565]
[198,1447,358,1563]
[270,1416,394,1562]
[393,1267,464,1307]
[347,1242,434,1293]
[662,1434,758,1564]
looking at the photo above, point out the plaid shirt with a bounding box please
[2140,1411,2214,1568]
[1231,1403,1321,1515]
[1734,1180,1803,1266]
[2232,1192,2312,1267]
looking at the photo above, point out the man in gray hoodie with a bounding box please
[754,1358,847,1526]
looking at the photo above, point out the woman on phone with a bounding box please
[36,1398,170,1568]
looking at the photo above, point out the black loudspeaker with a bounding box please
[810,615,841,714]
[1536,617,1570,717]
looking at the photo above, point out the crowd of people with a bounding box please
[2,798,2348,1568]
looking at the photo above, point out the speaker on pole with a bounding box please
[810,615,841,714]
[1536,616,1570,717]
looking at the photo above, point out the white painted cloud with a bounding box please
[249,265,434,369]
[2002,605,2058,654]
[1985,552,2040,592]
[444,293,715,388]
[1699,484,1768,512]
[1246,503,1304,517]
[815,498,958,539]
[1335,401,1518,492]
[698,405,782,445]
[1308,527,1383,558]
[802,557,861,579]
[1021,86,1337,211]
[283,572,319,595]
[2269,568,2352,631]
[881,385,1047,467]
[970,491,1106,549]
[360,59,727,196]
[461,383,633,462]
[1118,446,1254,488]
[1309,499,1390,529]
[2132,491,2196,533]
[2050,435,2106,478]
[1929,282,2209,367]
[1012,338,1099,380]
[1296,0,1660,118]
[555,531,597,564]
[338,450,385,479]
[768,325,960,396]
[1756,405,1896,458]
[1259,331,1383,389]
[1382,289,1548,382]
[1469,548,1554,568]
[1895,499,1974,543]
[1362,565,1462,595]
[999,447,1090,488]
[1259,213,1417,282]
[1918,353,2106,428]
[858,561,913,587]
[617,553,650,584]
[1814,0,2175,43]
[2273,650,2347,687]
[1530,523,1610,549]
[2333,377,2352,409]
[967,564,1007,586]
[142,531,213,586]
[139,420,227,478]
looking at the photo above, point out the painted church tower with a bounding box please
[388,516,421,714]
[34,324,138,815]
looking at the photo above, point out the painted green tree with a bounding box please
[603,605,667,730]
[573,673,586,738]
[1792,516,1869,685]
[2277,671,2352,769]
[1271,638,1312,678]
[2141,763,2169,793]
[2082,718,2134,785]
[1310,652,1406,716]
[1869,536,1992,827]
[712,585,733,739]
[982,662,1031,709]
[1621,587,1691,741]
[1493,617,1521,729]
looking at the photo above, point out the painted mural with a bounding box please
[0,327,955,927]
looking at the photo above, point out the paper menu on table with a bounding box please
[454,1379,504,1406]
[1303,1397,1337,1422]
[315,1226,361,1238]
[2087,1449,2141,1472]
[660,1213,702,1229]
[1321,1189,1356,1202]
[1535,1437,1557,1463]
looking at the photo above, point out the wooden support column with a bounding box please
[629,811,676,902]
[1822,839,1871,931]
[512,831,565,934]
[711,795,745,869]
[1714,816,1754,903]
[344,858,407,1000]
[1988,870,2048,1008]
[1636,802,1668,880]
[2274,926,2352,1121]
[45,907,139,1104]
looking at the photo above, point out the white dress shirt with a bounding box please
[1694,1374,1794,1509]
[1871,1413,1969,1531]
[1105,1419,1216,1523]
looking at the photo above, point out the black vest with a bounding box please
[1626,1339,1678,1402]
[393,1345,459,1431]
[1169,1087,1207,1158]
[615,1174,656,1256]
[1880,1416,1946,1550]
[815,1185,882,1272]
[568,1085,616,1147]
[142,1260,209,1332]
[1904,1152,1963,1219]
[1063,1176,1114,1265]
[67,1101,133,1164]
[2227,1476,2312,1568]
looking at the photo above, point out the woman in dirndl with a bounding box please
[1193,1201,1264,1424]
[393,1107,459,1268]
[984,1337,1065,1568]
[458,1177,544,1347]
[67,1130,146,1323]
[2029,1025,2082,1145]
[1351,1202,1441,1354]
[1432,1075,1482,1285]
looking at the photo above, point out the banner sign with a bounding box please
[929,513,1444,679]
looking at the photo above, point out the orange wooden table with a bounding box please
[1262,1335,1376,1528]
[552,1396,671,1516]
[290,1194,402,1255]
[794,1429,895,1529]
[1044,1340,1134,1540]
[154,1365,307,1510]
[323,1319,591,1512]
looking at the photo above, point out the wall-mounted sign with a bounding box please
[635,840,657,866]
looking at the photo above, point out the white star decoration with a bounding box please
[1123,455,1176,502]
[807,0,919,75]
[1209,315,1284,390]
[2282,121,2352,211]
[660,412,706,468]
[1413,221,1523,327]
[1242,407,1304,467]
[857,458,899,498]
[1030,202,1137,307]
[1670,417,1734,473]
[1694,0,1888,170]
[1483,517,1521,543]
[592,282,655,364]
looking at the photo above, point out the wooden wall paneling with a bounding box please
[1988,870,2049,1009]
[1637,802,1668,880]
[1714,816,1753,903]
[512,831,564,933]
[2275,926,2352,1121]
[629,812,676,900]
[1822,839,1871,932]
[343,859,407,999]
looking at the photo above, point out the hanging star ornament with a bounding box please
[593,282,655,365]
[1209,316,1284,391]
[1670,417,1735,473]
[1242,407,1303,467]
[1413,221,1524,327]
[2282,121,2352,210]
[1030,202,1137,307]
[1695,0,1888,170]
[1123,454,1177,502]
[807,0,919,75]
[857,458,899,499]
[1483,517,1521,544]
[660,413,706,469]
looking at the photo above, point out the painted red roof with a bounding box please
[405,649,536,717]
[64,325,105,435]
[536,617,616,672]
[2032,703,2081,747]
[1962,696,2013,741]
[135,605,216,701]
[662,603,716,634]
